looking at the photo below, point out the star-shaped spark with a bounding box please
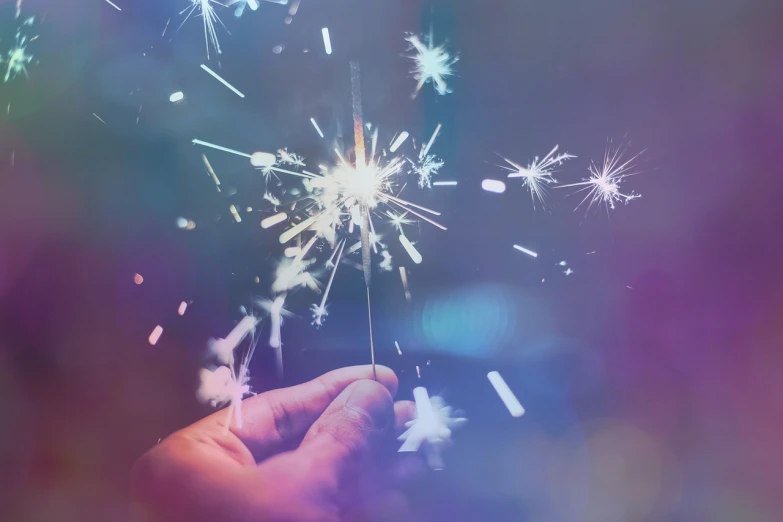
[2,16,36,83]
[398,387,467,470]
[498,145,575,209]
[386,210,414,232]
[558,141,643,213]
[405,32,458,97]
[412,155,444,188]
[179,0,227,60]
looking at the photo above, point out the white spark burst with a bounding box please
[179,0,227,60]
[398,387,467,470]
[558,140,644,213]
[405,32,458,97]
[498,145,575,209]
[2,16,36,83]
[412,155,444,188]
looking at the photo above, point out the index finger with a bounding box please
[195,365,398,462]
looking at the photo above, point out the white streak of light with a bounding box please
[230,205,242,223]
[202,154,221,188]
[178,301,188,316]
[399,266,412,301]
[261,212,288,228]
[432,181,457,186]
[250,151,276,167]
[288,0,300,15]
[416,366,422,379]
[284,247,301,257]
[310,117,324,138]
[321,28,332,55]
[487,371,525,417]
[399,234,423,264]
[193,139,252,158]
[148,325,163,346]
[200,64,245,98]
[395,341,402,355]
[162,18,171,36]
[389,131,409,153]
[170,91,184,102]
[93,113,107,125]
[419,123,441,160]
[513,245,538,258]
[482,179,506,193]
[104,0,122,11]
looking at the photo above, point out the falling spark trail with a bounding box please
[487,371,525,417]
[513,245,538,258]
[399,267,412,301]
[432,181,457,186]
[481,179,506,193]
[162,18,171,36]
[15,0,22,18]
[390,131,409,153]
[104,0,122,10]
[310,117,324,138]
[229,205,242,222]
[200,64,245,98]
[202,154,222,190]
[261,212,287,228]
[321,27,332,54]
[178,301,188,315]
[93,113,107,124]
[416,365,421,379]
[395,341,403,355]
[149,325,164,345]
[170,91,184,102]
[193,139,252,158]
[311,240,346,326]
[419,124,441,161]
[288,0,300,15]
[136,105,143,124]
[179,0,226,59]
[399,234,423,264]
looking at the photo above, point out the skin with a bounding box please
[131,365,419,522]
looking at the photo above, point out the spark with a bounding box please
[399,267,412,301]
[148,325,164,345]
[229,205,242,222]
[250,151,277,167]
[432,181,457,186]
[311,239,346,326]
[398,387,467,469]
[201,154,222,190]
[162,18,171,36]
[133,273,144,284]
[261,212,288,228]
[416,365,421,379]
[200,64,245,98]
[104,0,122,10]
[557,141,644,213]
[321,27,332,55]
[2,17,36,83]
[412,155,444,188]
[399,234,422,264]
[230,0,259,17]
[564,267,574,276]
[178,301,188,315]
[481,179,506,193]
[513,244,538,258]
[387,210,414,232]
[310,117,324,138]
[93,113,107,124]
[177,217,197,229]
[194,139,252,159]
[389,132,409,153]
[179,0,227,60]
[419,124,441,160]
[284,246,301,257]
[487,371,525,417]
[15,0,22,19]
[498,145,575,208]
[169,91,185,102]
[395,341,402,355]
[405,32,458,97]
[287,0,300,16]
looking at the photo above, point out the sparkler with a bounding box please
[557,140,643,213]
[398,387,467,469]
[405,32,458,97]
[179,0,227,60]
[2,16,36,83]
[497,145,575,209]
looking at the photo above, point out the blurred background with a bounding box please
[2,0,783,520]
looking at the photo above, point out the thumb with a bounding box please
[298,379,394,481]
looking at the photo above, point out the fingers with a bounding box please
[296,379,395,487]
[394,400,416,435]
[194,365,398,461]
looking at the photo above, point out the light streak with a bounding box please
[399,267,412,301]
[287,0,300,15]
[250,151,276,167]
[310,117,324,138]
[179,1,226,60]
[395,341,402,355]
[169,91,184,102]
[389,132,409,153]
[416,365,421,379]
[162,18,171,36]
[311,240,346,326]
[420,123,441,160]
[104,0,122,10]
[487,371,525,417]
[399,234,422,264]
[148,325,164,345]
[513,244,538,258]
[321,27,332,55]
[284,246,301,257]
[481,179,506,193]
[202,154,222,190]
[229,204,242,222]
[178,301,188,316]
[200,64,245,98]
[261,212,287,228]
[432,181,457,186]
[93,114,107,124]
[193,139,252,158]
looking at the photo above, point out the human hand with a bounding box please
[131,365,418,522]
